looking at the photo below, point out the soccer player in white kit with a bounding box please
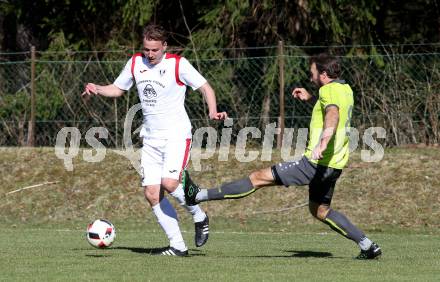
[82,24,227,256]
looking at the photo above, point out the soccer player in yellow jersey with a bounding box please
[183,53,381,259]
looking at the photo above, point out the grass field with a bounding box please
[0,222,439,281]
[1,147,439,281]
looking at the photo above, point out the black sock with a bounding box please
[324,209,365,243]
[207,177,255,200]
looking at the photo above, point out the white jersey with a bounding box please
[114,53,207,139]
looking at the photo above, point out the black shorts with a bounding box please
[271,156,342,205]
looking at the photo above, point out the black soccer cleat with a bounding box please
[152,246,188,257]
[182,170,201,206]
[356,242,382,260]
[194,214,209,247]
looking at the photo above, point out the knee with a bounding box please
[249,171,261,188]
[309,203,330,221]
[249,169,271,188]
[144,187,160,206]
[249,171,260,182]
[161,179,179,193]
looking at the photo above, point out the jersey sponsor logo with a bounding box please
[137,79,166,88]
[143,84,157,98]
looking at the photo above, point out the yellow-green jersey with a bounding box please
[304,80,354,169]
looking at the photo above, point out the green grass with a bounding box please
[0,222,439,281]
[1,147,439,280]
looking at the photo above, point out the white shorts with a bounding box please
[140,137,192,186]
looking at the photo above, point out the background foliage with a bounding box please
[0,1,439,147]
[1,0,439,53]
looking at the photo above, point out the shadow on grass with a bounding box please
[85,254,112,258]
[79,247,334,258]
[285,250,333,258]
[112,246,205,256]
[245,250,340,259]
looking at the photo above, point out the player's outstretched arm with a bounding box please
[292,87,317,104]
[198,82,228,120]
[81,83,125,98]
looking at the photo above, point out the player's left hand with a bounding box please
[209,112,228,120]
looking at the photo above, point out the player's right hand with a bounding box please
[292,87,312,101]
[81,83,98,97]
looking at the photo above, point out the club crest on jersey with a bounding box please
[160,69,166,76]
[143,84,157,98]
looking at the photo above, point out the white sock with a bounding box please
[195,189,208,202]
[170,184,207,223]
[358,237,373,251]
[152,197,187,251]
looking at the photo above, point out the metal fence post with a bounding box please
[277,41,285,149]
[27,46,36,146]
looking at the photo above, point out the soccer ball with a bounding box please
[86,219,116,248]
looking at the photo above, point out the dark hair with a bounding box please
[309,53,341,79]
[142,24,167,42]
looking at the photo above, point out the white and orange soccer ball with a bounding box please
[86,219,116,248]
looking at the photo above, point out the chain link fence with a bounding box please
[1,45,439,147]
